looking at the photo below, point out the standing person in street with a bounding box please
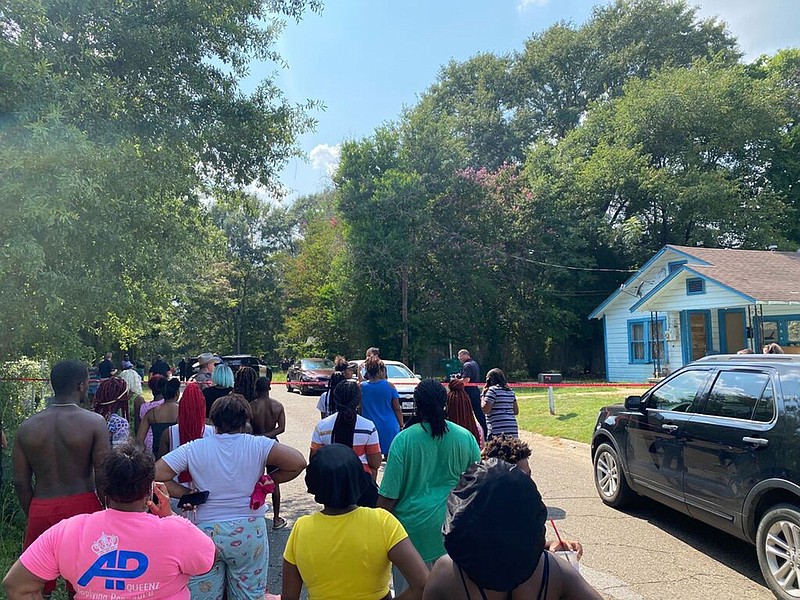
[12,360,110,597]
[192,352,221,388]
[149,354,171,378]
[458,349,487,438]
[137,378,180,457]
[360,356,403,457]
[93,376,132,447]
[481,368,519,439]
[250,372,287,530]
[178,356,189,381]
[378,379,481,595]
[97,352,115,380]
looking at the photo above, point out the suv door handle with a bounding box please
[662,424,679,433]
[742,436,769,447]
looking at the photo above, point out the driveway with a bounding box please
[266,384,773,599]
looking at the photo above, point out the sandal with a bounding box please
[273,516,288,530]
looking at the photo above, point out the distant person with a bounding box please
[138,374,166,445]
[334,355,354,379]
[203,364,234,417]
[97,352,115,379]
[282,444,428,600]
[316,371,348,419]
[360,356,403,456]
[458,348,487,438]
[481,368,519,438]
[192,352,221,388]
[422,459,603,600]
[378,379,481,595]
[156,394,307,600]
[93,376,132,447]
[119,367,145,431]
[311,380,382,505]
[3,443,216,600]
[250,373,287,529]
[178,356,189,381]
[763,343,784,354]
[137,378,180,457]
[120,355,135,371]
[12,360,109,597]
[446,378,483,448]
[149,354,171,378]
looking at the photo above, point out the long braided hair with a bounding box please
[447,378,480,445]
[93,377,130,421]
[415,379,449,439]
[234,366,258,402]
[331,381,361,449]
[177,383,206,483]
[325,372,349,416]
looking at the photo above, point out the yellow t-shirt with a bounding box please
[284,507,408,600]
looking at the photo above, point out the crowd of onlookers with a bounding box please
[3,348,603,600]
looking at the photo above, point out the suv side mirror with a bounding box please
[625,395,645,411]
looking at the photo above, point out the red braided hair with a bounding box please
[446,378,481,446]
[177,382,206,483]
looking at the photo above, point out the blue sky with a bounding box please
[245,0,800,201]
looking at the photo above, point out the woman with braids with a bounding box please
[311,381,382,505]
[446,378,483,448]
[316,371,349,419]
[378,379,480,595]
[234,365,258,403]
[360,355,403,456]
[158,382,215,460]
[3,443,216,600]
[155,394,306,600]
[481,368,519,439]
[93,376,132,447]
[137,378,180,457]
[282,444,428,600]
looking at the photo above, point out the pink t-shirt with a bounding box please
[20,509,215,600]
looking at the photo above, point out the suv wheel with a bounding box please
[757,503,800,599]
[593,442,634,508]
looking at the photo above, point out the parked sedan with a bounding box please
[352,359,421,417]
[286,357,335,394]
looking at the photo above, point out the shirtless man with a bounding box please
[250,372,287,529]
[12,360,110,596]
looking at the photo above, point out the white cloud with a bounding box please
[309,143,341,176]
[517,0,549,12]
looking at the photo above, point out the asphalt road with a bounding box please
[264,384,774,600]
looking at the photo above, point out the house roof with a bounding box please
[668,245,800,303]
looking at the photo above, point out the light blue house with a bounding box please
[590,245,800,382]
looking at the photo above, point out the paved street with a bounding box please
[265,384,774,599]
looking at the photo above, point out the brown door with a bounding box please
[724,311,745,353]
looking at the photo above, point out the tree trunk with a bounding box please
[400,266,409,365]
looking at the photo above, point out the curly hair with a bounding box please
[102,442,154,503]
[481,434,532,465]
[147,374,167,397]
[210,393,252,433]
[364,355,383,378]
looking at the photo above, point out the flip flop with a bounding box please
[273,517,287,530]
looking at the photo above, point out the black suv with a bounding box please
[591,354,800,600]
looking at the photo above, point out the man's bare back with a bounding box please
[250,395,285,439]
[13,365,110,514]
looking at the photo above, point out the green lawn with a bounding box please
[516,385,649,444]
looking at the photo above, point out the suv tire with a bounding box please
[593,442,634,508]
[757,503,800,599]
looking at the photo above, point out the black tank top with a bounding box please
[458,552,550,600]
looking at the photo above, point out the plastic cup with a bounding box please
[555,550,580,572]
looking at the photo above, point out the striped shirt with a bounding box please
[483,385,519,437]
[311,413,381,472]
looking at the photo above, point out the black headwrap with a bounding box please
[443,459,548,592]
[305,444,368,509]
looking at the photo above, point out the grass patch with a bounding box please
[516,386,649,444]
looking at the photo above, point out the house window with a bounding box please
[759,315,800,348]
[628,317,668,364]
[686,278,705,295]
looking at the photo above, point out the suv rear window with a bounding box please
[699,371,774,422]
